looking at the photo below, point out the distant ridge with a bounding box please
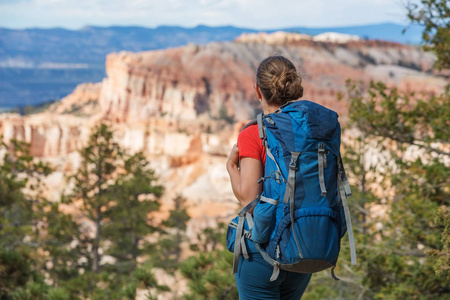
[0,23,422,65]
[0,23,424,108]
[282,23,423,45]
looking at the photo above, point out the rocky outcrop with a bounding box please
[48,82,102,116]
[98,44,258,123]
[95,35,445,125]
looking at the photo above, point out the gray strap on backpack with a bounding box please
[266,147,286,183]
[283,152,300,205]
[338,175,357,266]
[318,143,327,196]
[341,162,352,197]
[254,243,281,282]
[282,151,304,260]
[257,113,286,184]
[260,196,279,206]
[256,113,265,139]
[233,197,260,273]
[240,214,255,259]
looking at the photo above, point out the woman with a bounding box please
[227,56,312,299]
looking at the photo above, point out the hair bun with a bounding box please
[256,56,303,106]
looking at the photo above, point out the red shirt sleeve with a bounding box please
[237,125,266,164]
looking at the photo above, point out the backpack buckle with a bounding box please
[318,143,326,154]
[289,157,297,170]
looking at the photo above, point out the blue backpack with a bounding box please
[227,100,356,281]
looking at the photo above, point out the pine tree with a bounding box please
[347,81,449,298]
[102,151,164,272]
[180,223,238,300]
[57,123,169,298]
[407,0,450,70]
[0,139,57,298]
[58,123,124,297]
[153,194,190,273]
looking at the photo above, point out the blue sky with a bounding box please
[1,0,409,29]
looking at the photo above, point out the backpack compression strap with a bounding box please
[283,151,304,260]
[318,143,328,196]
[338,158,357,266]
[233,196,260,273]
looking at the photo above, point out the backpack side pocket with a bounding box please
[226,216,239,252]
[252,196,278,244]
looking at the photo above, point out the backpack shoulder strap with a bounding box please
[241,119,257,132]
[256,113,265,140]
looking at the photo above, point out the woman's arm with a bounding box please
[227,144,263,207]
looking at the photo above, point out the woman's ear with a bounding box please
[254,84,262,101]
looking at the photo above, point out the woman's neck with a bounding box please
[262,102,281,114]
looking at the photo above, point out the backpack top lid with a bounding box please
[263,100,340,154]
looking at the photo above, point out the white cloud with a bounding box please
[0,0,409,29]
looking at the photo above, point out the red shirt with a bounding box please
[237,124,266,165]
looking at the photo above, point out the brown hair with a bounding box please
[256,56,303,106]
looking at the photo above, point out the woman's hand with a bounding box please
[227,144,239,172]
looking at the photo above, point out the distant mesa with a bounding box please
[312,32,361,43]
[235,31,312,44]
[235,31,361,44]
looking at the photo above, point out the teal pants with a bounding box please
[235,253,312,300]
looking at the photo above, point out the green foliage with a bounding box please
[0,139,58,298]
[103,151,164,271]
[47,123,167,298]
[65,123,121,281]
[428,206,450,280]
[333,79,450,298]
[407,0,450,70]
[153,194,190,273]
[180,223,238,300]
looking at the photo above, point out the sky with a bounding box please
[1,0,410,30]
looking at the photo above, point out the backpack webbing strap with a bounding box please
[283,152,300,205]
[265,147,286,183]
[338,176,357,265]
[233,197,260,273]
[283,151,304,259]
[246,213,254,229]
[240,214,255,259]
[256,113,265,139]
[337,155,352,198]
[233,215,245,273]
[254,243,281,282]
[257,113,286,184]
[341,162,352,198]
[260,196,279,206]
[240,235,249,259]
[318,143,327,196]
[271,262,281,282]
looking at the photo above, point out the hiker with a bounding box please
[226,56,312,299]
